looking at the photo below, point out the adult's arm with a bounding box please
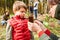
[28,22,51,40]
[34,20,59,40]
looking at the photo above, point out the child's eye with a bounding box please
[21,11,26,13]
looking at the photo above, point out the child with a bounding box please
[1,11,10,26]
[6,1,34,40]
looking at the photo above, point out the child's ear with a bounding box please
[13,10,16,14]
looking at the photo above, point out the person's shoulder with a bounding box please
[21,18,28,23]
[36,1,39,3]
[2,14,6,17]
[7,16,14,23]
[50,5,57,11]
[7,16,15,26]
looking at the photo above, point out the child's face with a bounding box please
[6,12,9,15]
[15,7,26,18]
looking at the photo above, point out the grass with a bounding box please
[0,25,6,40]
[43,14,60,37]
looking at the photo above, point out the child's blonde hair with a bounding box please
[13,1,27,12]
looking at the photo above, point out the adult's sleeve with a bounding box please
[45,29,59,40]
[38,30,52,40]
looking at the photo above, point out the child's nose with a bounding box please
[23,12,25,14]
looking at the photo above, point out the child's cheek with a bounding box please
[15,12,21,16]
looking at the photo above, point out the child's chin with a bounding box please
[21,16,24,18]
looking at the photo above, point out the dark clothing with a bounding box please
[33,9,38,19]
[50,33,59,40]
[30,6,33,13]
[39,29,60,40]
[3,14,10,21]
[55,3,60,20]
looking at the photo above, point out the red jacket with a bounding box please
[8,15,31,40]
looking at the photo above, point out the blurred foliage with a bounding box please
[0,26,6,40]
[43,14,60,37]
[0,0,28,15]
[0,0,48,15]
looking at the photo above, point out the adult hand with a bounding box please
[34,20,47,32]
[28,22,42,33]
